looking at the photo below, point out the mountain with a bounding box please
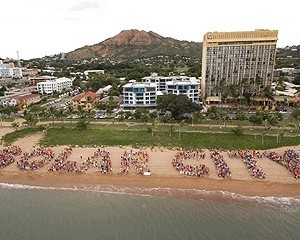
[66,29,201,61]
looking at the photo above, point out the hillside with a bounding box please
[66,29,201,61]
[275,45,300,69]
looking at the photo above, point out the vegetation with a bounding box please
[2,126,45,145]
[39,126,300,150]
[157,94,201,119]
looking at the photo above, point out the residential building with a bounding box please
[122,82,157,108]
[0,93,40,107]
[142,75,192,92]
[166,78,200,102]
[72,91,100,110]
[36,77,73,94]
[13,94,41,108]
[201,29,278,101]
[0,60,23,78]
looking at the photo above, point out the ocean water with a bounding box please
[0,183,299,240]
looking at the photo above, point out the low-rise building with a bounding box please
[122,82,157,108]
[142,75,192,92]
[72,91,100,110]
[36,77,73,94]
[0,60,22,78]
[84,70,104,79]
[0,93,40,107]
[13,94,41,108]
[166,78,200,102]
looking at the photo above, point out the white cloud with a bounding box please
[0,0,299,59]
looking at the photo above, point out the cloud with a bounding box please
[70,1,99,11]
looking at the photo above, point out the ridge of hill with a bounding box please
[66,29,201,61]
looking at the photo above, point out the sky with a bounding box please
[1,0,299,60]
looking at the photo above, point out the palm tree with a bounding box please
[48,106,57,125]
[169,124,175,137]
[178,120,185,141]
[11,121,20,130]
[261,86,274,107]
[151,119,158,137]
[23,114,38,126]
[213,79,228,103]
[56,108,65,123]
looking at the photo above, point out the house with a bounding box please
[72,91,100,110]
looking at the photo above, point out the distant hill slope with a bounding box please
[66,29,201,61]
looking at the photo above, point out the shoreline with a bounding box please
[1,171,299,200]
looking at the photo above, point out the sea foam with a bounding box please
[1,182,299,206]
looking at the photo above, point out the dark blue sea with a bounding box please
[0,183,299,240]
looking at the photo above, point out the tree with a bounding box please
[55,108,65,122]
[11,121,20,130]
[169,124,175,137]
[76,119,90,130]
[48,106,57,124]
[249,112,264,126]
[206,106,220,120]
[23,114,38,126]
[160,114,171,124]
[260,86,274,106]
[0,106,19,116]
[157,94,201,120]
[178,120,185,141]
[235,110,247,121]
[292,76,300,85]
[213,79,228,103]
[291,109,300,120]
[231,125,244,136]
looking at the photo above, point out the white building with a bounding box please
[37,77,73,94]
[0,60,23,78]
[84,70,104,79]
[142,76,192,92]
[166,78,200,102]
[122,82,157,108]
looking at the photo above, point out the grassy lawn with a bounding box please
[39,126,300,150]
[2,126,45,145]
[175,65,189,73]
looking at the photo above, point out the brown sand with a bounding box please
[0,127,299,199]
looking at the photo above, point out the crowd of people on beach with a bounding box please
[1,143,299,180]
[228,150,266,179]
[264,149,300,179]
[0,146,22,168]
[210,150,231,178]
[47,147,81,172]
[89,148,113,174]
[118,149,150,175]
[172,150,209,177]
[17,147,55,171]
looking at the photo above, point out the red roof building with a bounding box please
[72,91,100,110]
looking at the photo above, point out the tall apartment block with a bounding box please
[201,29,278,100]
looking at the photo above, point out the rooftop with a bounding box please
[72,91,99,101]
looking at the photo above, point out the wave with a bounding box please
[1,182,299,206]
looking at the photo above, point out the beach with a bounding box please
[0,127,299,199]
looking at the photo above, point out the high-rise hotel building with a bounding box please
[201,29,278,100]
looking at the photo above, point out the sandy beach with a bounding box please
[0,127,299,199]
